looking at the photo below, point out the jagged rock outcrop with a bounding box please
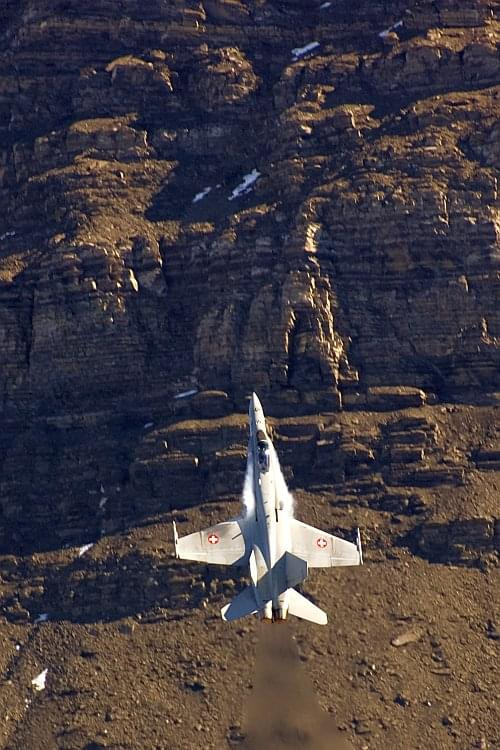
[0,5,499,749]
[0,0,498,551]
[1,0,499,422]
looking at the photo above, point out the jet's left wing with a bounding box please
[173,519,249,566]
[290,519,362,568]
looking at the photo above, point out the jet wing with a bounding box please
[289,519,361,568]
[173,519,248,566]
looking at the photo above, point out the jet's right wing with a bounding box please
[289,519,362,568]
[173,519,249,566]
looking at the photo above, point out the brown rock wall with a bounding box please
[0,5,498,749]
[0,1,498,561]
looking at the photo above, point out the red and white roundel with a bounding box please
[316,537,328,549]
[207,533,220,545]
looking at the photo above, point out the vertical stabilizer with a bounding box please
[285,551,308,588]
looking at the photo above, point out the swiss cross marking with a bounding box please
[316,537,328,549]
[207,533,220,545]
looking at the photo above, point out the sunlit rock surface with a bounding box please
[0,3,498,748]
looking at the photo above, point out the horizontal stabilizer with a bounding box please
[287,588,327,625]
[221,586,258,622]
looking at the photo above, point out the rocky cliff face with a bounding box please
[1,0,499,415]
[0,0,499,551]
[0,2,499,749]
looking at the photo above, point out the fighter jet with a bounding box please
[173,393,363,624]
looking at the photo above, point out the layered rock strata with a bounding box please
[0,0,499,551]
[0,18,499,748]
[0,0,499,420]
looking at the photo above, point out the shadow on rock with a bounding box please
[241,626,352,750]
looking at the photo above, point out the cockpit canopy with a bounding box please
[257,439,270,473]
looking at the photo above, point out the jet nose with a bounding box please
[251,392,262,412]
[249,392,265,429]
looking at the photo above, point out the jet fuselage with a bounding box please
[248,393,291,620]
